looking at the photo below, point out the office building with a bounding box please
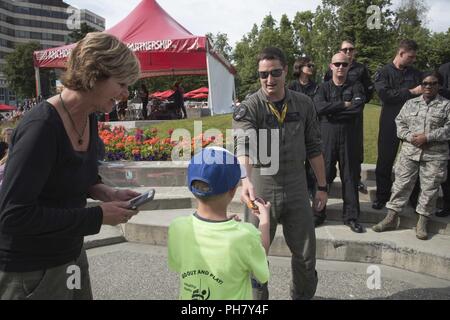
[0,0,105,104]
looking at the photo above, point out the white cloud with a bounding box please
[66,0,449,46]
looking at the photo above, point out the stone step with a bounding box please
[322,198,450,236]
[84,225,126,249]
[88,186,450,236]
[98,162,377,188]
[100,162,448,206]
[329,178,377,202]
[117,208,450,281]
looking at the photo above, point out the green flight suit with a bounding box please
[233,88,322,299]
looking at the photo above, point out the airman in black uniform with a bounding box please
[324,41,374,192]
[373,40,422,210]
[314,53,366,233]
[289,56,319,199]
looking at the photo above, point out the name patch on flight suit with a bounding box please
[284,112,301,122]
[233,105,247,121]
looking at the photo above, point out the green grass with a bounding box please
[363,104,381,164]
[146,104,382,164]
[2,105,381,163]
[144,114,233,139]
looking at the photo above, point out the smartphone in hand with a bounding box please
[127,189,155,209]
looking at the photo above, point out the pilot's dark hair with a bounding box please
[258,47,287,68]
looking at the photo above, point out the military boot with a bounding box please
[416,214,429,240]
[372,209,400,232]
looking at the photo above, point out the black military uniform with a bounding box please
[439,62,450,99]
[324,61,374,178]
[288,80,319,99]
[314,80,366,223]
[288,79,319,198]
[374,63,422,204]
[438,62,450,216]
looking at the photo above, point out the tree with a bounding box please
[394,0,431,69]
[308,4,340,79]
[292,11,315,57]
[234,24,261,98]
[429,29,450,68]
[206,32,233,61]
[4,42,42,99]
[315,0,396,74]
[278,14,299,81]
[66,22,97,43]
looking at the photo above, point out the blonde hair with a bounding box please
[0,150,8,166]
[1,127,13,144]
[61,32,141,91]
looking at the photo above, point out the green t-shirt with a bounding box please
[168,214,269,300]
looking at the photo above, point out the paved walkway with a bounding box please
[86,242,450,300]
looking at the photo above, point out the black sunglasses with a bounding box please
[332,62,349,68]
[421,81,439,87]
[305,64,315,68]
[258,69,283,79]
[341,48,355,53]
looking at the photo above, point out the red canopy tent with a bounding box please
[190,93,208,99]
[188,87,209,94]
[33,0,236,114]
[150,90,174,99]
[0,104,17,111]
[184,87,209,98]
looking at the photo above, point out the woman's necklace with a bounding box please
[59,93,88,145]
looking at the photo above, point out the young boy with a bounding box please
[168,146,270,300]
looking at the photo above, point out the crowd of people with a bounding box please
[0,31,449,301]
[257,39,450,240]
[232,40,450,300]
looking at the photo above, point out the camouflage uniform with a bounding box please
[386,95,450,216]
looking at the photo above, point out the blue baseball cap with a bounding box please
[187,147,246,197]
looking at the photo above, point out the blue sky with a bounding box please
[66,0,449,46]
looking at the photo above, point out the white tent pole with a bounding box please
[34,67,42,98]
[206,40,214,116]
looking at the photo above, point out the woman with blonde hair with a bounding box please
[0,127,13,160]
[0,32,142,300]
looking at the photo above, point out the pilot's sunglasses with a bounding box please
[306,64,315,68]
[258,69,283,79]
[332,62,349,68]
[421,81,438,87]
[341,48,355,53]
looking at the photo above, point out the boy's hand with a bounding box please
[252,198,271,225]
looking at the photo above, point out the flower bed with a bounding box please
[98,123,220,161]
